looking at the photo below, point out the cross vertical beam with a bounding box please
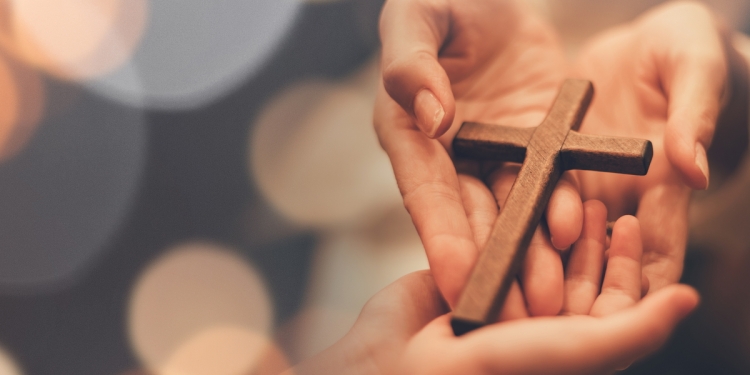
[450,80,652,335]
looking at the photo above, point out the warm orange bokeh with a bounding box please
[0,0,147,80]
[0,50,43,162]
[162,327,289,375]
[129,242,275,375]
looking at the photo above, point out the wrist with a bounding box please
[286,328,386,375]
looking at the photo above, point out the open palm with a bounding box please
[288,202,699,375]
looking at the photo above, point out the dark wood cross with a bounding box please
[450,79,653,336]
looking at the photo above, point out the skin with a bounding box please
[569,1,727,291]
[374,0,574,317]
[287,201,700,375]
[374,0,727,312]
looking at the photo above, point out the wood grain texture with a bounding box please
[450,79,653,336]
[453,123,534,163]
[560,132,653,175]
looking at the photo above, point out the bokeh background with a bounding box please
[0,1,747,374]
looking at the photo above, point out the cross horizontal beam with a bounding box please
[454,123,653,175]
[449,79,653,335]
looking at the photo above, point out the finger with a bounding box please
[457,165,535,320]
[521,224,564,316]
[637,183,690,292]
[497,280,530,321]
[583,285,699,373]
[488,164,563,317]
[562,200,607,316]
[470,284,699,375]
[458,172,531,320]
[379,0,455,138]
[546,172,584,250]
[648,2,727,189]
[375,86,478,307]
[591,215,643,317]
[487,163,520,207]
[457,173,498,249]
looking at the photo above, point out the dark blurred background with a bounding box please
[0,1,747,374]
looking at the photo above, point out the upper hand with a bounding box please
[375,0,583,317]
[569,1,728,291]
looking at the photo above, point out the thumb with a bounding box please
[655,3,727,189]
[379,0,455,138]
[663,53,725,190]
[578,284,700,374]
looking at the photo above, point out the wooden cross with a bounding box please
[450,79,653,336]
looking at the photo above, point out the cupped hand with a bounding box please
[569,1,729,291]
[375,0,583,318]
[395,202,699,375]
[290,201,699,375]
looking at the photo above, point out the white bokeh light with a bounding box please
[0,345,23,375]
[0,79,145,289]
[251,60,400,229]
[0,0,147,80]
[88,0,301,109]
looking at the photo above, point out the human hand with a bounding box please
[569,1,729,291]
[289,201,699,375]
[375,0,584,318]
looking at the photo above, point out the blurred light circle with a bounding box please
[0,81,145,288]
[129,242,273,375]
[0,51,45,162]
[87,0,301,109]
[162,326,287,375]
[0,345,23,375]
[250,61,401,228]
[0,0,147,80]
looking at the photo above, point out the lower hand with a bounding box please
[290,201,699,375]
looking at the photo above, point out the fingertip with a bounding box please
[666,284,701,319]
[694,142,710,189]
[414,89,447,138]
[665,108,712,190]
[381,54,456,138]
[611,215,641,241]
[641,284,700,322]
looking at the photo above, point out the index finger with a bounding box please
[379,0,455,137]
[375,86,477,306]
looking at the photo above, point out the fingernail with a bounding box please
[694,143,710,189]
[414,89,444,138]
[550,236,566,251]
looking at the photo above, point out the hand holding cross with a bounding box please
[450,79,653,335]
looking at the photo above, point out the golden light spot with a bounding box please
[0,0,147,80]
[250,60,400,228]
[161,326,289,375]
[129,242,273,375]
[0,50,44,162]
[0,345,23,375]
